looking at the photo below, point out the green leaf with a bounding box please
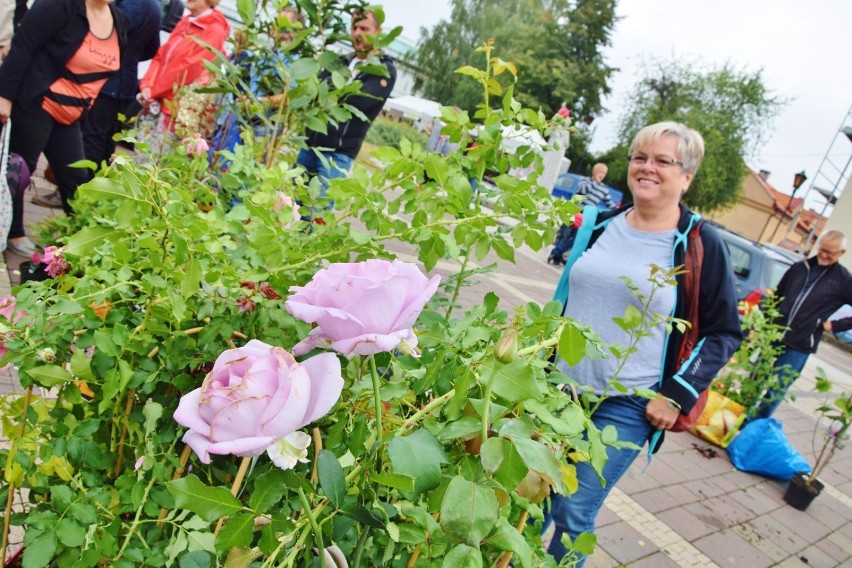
[371,146,402,163]
[70,348,95,381]
[165,532,188,566]
[523,400,586,436]
[215,512,255,553]
[480,437,528,490]
[181,258,202,299]
[372,472,415,491]
[57,518,86,547]
[613,304,643,331]
[558,324,586,367]
[93,330,121,357]
[65,226,122,257]
[178,550,213,568]
[424,154,449,185]
[481,357,542,403]
[490,235,515,263]
[317,449,345,508]
[235,0,255,23]
[167,475,243,522]
[439,476,499,547]
[443,544,483,567]
[388,429,447,498]
[78,177,141,202]
[24,364,72,387]
[436,416,481,442]
[573,532,598,556]
[143,401,163,436]
[23,532,57,568]
[485,517,532,567]
[511,438,565,493]
[249,470,286,514]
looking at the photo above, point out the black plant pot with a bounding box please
[783,472,823,511]
[18,261,50,284]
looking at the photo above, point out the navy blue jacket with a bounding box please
[553,204,743,415]
[100,0,161,100]
[776,257,852,353]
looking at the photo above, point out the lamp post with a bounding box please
[769,170,808,242]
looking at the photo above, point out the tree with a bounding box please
[412,0,617,160]
[613,58,786,212]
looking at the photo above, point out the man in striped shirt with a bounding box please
[548,163,614,265]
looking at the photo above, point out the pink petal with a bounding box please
[206,435,277,458]
[298,353,343,423]
[182,430,214,464]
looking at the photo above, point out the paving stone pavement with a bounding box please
[1,165,851,566]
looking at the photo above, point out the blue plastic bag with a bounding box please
[727,418,811,480]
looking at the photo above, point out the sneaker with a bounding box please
[6,237,36,257]
[32,190,63,209]
[547,254,566,266]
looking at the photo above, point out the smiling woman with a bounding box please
[548,121,742,565]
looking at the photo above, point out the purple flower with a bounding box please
[173,340,343,464]
[285,260,440,357]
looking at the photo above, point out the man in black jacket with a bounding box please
[753,230,852,419]
[296,8,395,208]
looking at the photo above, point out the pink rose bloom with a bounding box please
[571,213,584,229]
[285,259,441,357]
[274,191,301,224]
[173,340,343,464]
[42,246,71,278]
[557,106,571,118]
[183,133,210,158]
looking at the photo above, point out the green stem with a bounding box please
[297,488,325,554]
[481,367,499,442]
[445,249,471,322]
[351,526,370,568]
[370,356,384,443]
[115,474,158,560]
[396,389,455,434]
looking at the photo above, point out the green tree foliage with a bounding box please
[412,0,617,161]
[614,58,786,212]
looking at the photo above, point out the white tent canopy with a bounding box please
[383,95,443,122]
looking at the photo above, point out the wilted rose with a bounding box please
[173,340,344,464]
[285,259,441,357]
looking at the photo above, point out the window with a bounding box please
[726,243,752,278]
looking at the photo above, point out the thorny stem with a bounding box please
[481,368,498,442]
[298,488,325,554]
[351,526,370,568]
[113,389,137,478]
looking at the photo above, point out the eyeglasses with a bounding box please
[817,247,843,258]
[628,154,684,169]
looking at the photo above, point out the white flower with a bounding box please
[267,431,311,470]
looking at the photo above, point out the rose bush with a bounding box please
[285,259,441,357]
[173,339,343,464]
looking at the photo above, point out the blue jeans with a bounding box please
[751,346,809,420]
[544,395,653,566]
[296,148,353,209]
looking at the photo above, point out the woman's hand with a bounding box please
[645,398,680,430]
[139,87,152,105]
[0,97,12,122]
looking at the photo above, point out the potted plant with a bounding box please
[783,368,851,510]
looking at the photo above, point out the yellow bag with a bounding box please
[690,391,746,448]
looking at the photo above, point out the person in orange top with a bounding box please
[138,0,228,127]
[0,0,124,256]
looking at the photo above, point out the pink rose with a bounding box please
[557,106,571,118]
[42,246,71,278]
[274,191,301,224]
[0,295,26,366]
[183,133,210,158]
[173,340,343,464]
[285,259,441,357]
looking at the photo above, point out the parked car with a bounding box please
[552,172,623,206]
[716,229,797,302]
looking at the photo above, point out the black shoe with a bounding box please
[547,254,565,266]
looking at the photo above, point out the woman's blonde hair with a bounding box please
[628,121,705,174]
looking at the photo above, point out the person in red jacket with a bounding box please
[138,0,228,131]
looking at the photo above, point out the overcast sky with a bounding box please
[380,0,852,209]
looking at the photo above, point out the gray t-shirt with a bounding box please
[557,212,676,394]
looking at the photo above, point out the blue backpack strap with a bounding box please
[552,205,601,308]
